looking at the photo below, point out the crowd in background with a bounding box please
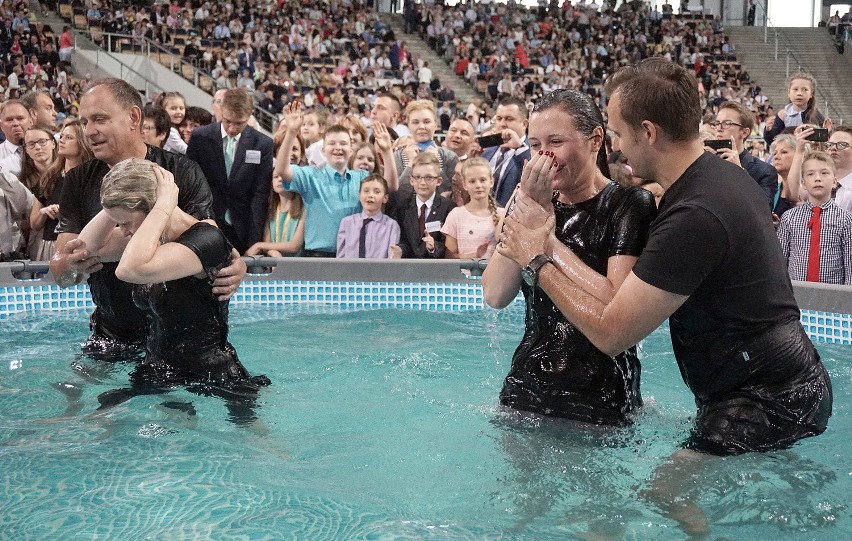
[0,0,850,284]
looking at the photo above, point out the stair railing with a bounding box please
[753,0,844,123]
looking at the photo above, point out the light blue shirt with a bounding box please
[284,165,367,252]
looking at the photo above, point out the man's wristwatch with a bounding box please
[521,254,552,287]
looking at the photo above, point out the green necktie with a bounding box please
[224,135,235,177]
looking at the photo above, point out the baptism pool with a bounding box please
[0,262,850,540]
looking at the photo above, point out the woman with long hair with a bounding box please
[29,119,94,260]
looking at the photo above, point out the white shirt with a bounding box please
[0,139,20,161]
[416,192,437,219]
[835,170,852,212]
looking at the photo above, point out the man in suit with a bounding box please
[391,170,456,259]
[480,96,531,206]
[186,88,273,254]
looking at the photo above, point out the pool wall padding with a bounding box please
[1,259,851,344]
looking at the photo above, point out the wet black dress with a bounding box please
[131,222,250,383]
[499,182,657,425]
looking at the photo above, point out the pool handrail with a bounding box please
[1,259,850,316]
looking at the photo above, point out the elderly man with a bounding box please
[50,78,245,357]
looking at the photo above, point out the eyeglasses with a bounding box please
[825,141,850,151]
[410,175,440,183]
[708,120,743,129]
[140,125,155,132]
[24,138,53,150]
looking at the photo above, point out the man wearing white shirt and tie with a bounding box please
[481,96,530,206]
[0,100,32,178]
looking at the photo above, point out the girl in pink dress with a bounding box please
[441,157,502,259]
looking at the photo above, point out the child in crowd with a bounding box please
[392,152,456,258]
[274,102,397,257]
[441,157,501,259]
[302,109,329,167]
[350,142,380,174]
[245,173,305,257]
[336,174,401,259]
[765,73,826,146]
[156,91,188,154]
[778,151,852,285]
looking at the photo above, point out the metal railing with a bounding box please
[70,26,278,133]
[755,0,845,124]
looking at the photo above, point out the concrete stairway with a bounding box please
[382,14,484,109]
[726,26,852,124]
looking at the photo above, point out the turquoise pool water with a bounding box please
[1,305,850,540]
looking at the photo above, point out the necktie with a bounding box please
[224,135,235,177]
[418,203,427,236]
[359,217,373,258]
[493,147,510,184]
[806,206,822,282]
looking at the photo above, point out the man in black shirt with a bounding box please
[50,78,246,356]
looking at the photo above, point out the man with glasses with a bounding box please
[828,126,852,212]
[708,101,778,208]
[186,88,273,254]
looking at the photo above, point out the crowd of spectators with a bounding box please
[0,0,849,285]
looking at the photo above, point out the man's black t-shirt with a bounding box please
[57,145,214,344]
[632,152,801,399]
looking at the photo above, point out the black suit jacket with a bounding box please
[186,122,273,253]
[391,193,456,259]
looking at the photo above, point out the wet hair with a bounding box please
[142,104,171,139]
[802,150,836,176]
[496,96,529,120]
[718,101,754,135]
[605,57,701,143]
[100,158,158,212]
[460,157,500,226]
[361,173,389,194]
[532,89,610,178]
[786,73,822,125]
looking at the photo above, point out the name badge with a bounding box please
[245,150,261,164]
[425,221,442,233]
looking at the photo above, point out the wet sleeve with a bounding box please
[610,187,657,258]
[173,156,214,221]
[632,204,728,296]
[56,166,84,234]
[176,223,232,279]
